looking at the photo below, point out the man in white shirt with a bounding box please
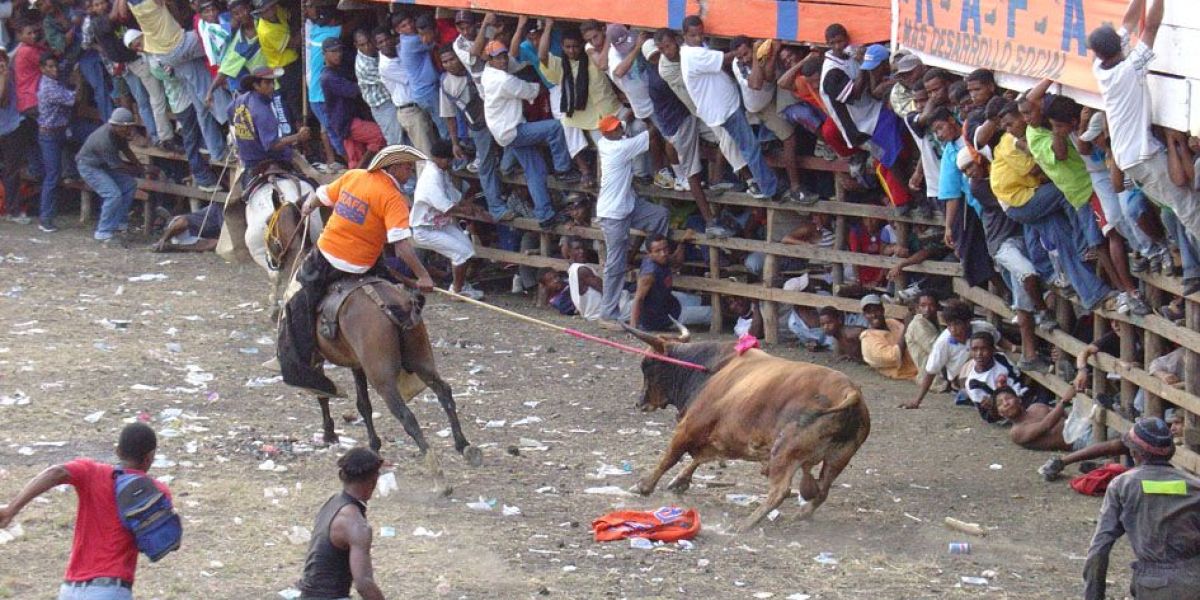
[593,115,671,330]
[901,300,1000,409]
[374,25,435,156]
[1090,0,1200,289]
[438,45,505,222]
[451,10,488,86]
[600,24,662,182]
[679,15,779,200]
[730,36,810,203]
[412,139,485,300]
[479,40,579,229]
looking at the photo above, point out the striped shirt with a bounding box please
[354,52,391,109]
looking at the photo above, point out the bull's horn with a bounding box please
[621,322,667,353]
[668,316,691,343]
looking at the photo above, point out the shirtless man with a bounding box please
[297,447,386,600]
[818,305,863,362]
[996,387,1126,480]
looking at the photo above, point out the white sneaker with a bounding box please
[467,157,480,173]
[673,177,691,192]
[455,283,485,300]
[511,274,525,294]
[653,168,675,189]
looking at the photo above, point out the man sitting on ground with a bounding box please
[902,300,999,409]
[904,290,945,387]
[297,447,386,600]
[858,294,918,380]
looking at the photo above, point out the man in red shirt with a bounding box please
[0,423,171,599]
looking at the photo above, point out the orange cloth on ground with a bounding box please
[860,318,919,380]
[317,169,412,271]
[592,507,701,542]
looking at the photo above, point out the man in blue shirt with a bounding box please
[319,38,385,169]
[400,12,448,140]
[304,4,342,170]
[229,66,310,183]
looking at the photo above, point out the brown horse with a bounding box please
[268,209,481,497]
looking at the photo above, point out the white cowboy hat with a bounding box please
[366,145,429,172]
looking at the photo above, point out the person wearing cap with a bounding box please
[592,113,673,330]
[76,107,148,241]
[250,0,300,125]
[280,146,436,397]
[818,24,912,214]
[1091,0,1200,246]
[319,36,385,170]
[437,43,504,220]
[858,294,919,381]
[196,0,231,77]
[375,25,436,157]
[1083,415,1200,599]
[888,53,924,118]
[302,4,344,172]
[730,37,812,204]
[412,138,487,300]
[640,35,729,238]
[481,36,579,228]
[228,66,311,179]
[538,18,622,185]
[128,30,224,193]
[450,10,487,86]
[679,15,779,201]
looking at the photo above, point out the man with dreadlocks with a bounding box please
[539,18,623,188]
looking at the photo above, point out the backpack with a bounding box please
[113,469,183,562]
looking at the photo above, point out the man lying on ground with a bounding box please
[858,294,917,380]
[994,386,1126,480]
[153,203,223,253]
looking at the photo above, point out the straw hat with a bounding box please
[366,145,428,172]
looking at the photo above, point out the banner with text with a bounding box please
[894,0,1126,93]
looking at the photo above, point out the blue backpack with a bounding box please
[113,469,183,562]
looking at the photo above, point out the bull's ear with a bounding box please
[621,323,667,354]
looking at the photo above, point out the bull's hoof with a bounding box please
[666,477,691,494]
[463,445,483,467]
[631,480,654,496]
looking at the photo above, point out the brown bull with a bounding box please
[625,325,871,531]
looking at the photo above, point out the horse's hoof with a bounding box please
[463,445,483,467]
[322,434,340,447]
[434,484,453,498]
[369,438,383,452]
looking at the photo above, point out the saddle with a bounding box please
[318,276,423,341]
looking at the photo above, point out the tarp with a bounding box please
[369,0,891,44]
[892,0,1124,94]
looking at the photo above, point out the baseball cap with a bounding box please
[123,29,143,49]
[453,10,475,24]
[108,107,136,126]
[894,53,922,75]
[641,39,659,61]
[861,44,890,71]
[1079,111,1107,142]
[484,40,508,57]
[321,37,343,52]
[606,24,634,56]
[598,115,622,133]
[859,294,883,310]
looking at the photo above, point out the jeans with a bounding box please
[674,291,713,325]
[58,583,133,600]
[1160,208,1200,280]
[1007,183,1111,309]
[413,88,449,141]
[507,144,554,220]
[176,106,217,187]
[122,69,159,144]
[597,199,670,320]
[125,58,173,143]
[79,50,112,122]
[469,125,504,219]
[369,102,403,145]
[1075,201,1105,248]
[79,163,137,238]
[508,119,572,174]
[1126,150,1200,243]
[310,101,344,158]
[720,106,779,197]
[37,129,66,224]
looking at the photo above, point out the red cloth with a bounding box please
[593,507,701,542]
[62,459,172,583]
[342,118,387,170]
[14,43,48,113]
[1069,463,1129,496]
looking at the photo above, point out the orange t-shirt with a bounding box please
[316,169,412,272]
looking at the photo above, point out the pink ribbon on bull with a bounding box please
[735,334,760,355]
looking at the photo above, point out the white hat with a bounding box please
[1079,111,1107,142]
[859,294,883,310]
[123,29,143,49]
[956,146,976,171]
[366,145,428,172]
[641,39,659,61]
[782,273,810,293]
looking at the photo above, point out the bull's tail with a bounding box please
[819,387,863,415]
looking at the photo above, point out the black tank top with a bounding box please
[299,491,366,599]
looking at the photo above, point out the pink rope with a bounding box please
[563,328,709,372]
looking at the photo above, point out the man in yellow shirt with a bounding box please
[278,146,435,397]
[858,295,918,380]
[987,100,1114,312]
[252,0,301,128]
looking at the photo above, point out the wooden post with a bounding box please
[1143,285,1165,418]
[894,221,909,290]
[708,246,723,333]
[1119,320,1136,416]
[1091,312,1108,443]
[1185,298,1200,452]
[832,215,846,286]
[761,207,779,344]
[79,189,93,224]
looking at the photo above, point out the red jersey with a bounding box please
[13,42,48,113]
[62,458,172,583]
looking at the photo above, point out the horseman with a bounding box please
[229,65,311,186]
[278,145,436,397]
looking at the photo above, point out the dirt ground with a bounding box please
[0,222,1138,599]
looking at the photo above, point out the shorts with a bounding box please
[994,237,1037,312]
[412,224,475,266]
[185,204,224,239]
[1071,423,1095,452]
[667,115,703,180]
[753,97,795,142]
